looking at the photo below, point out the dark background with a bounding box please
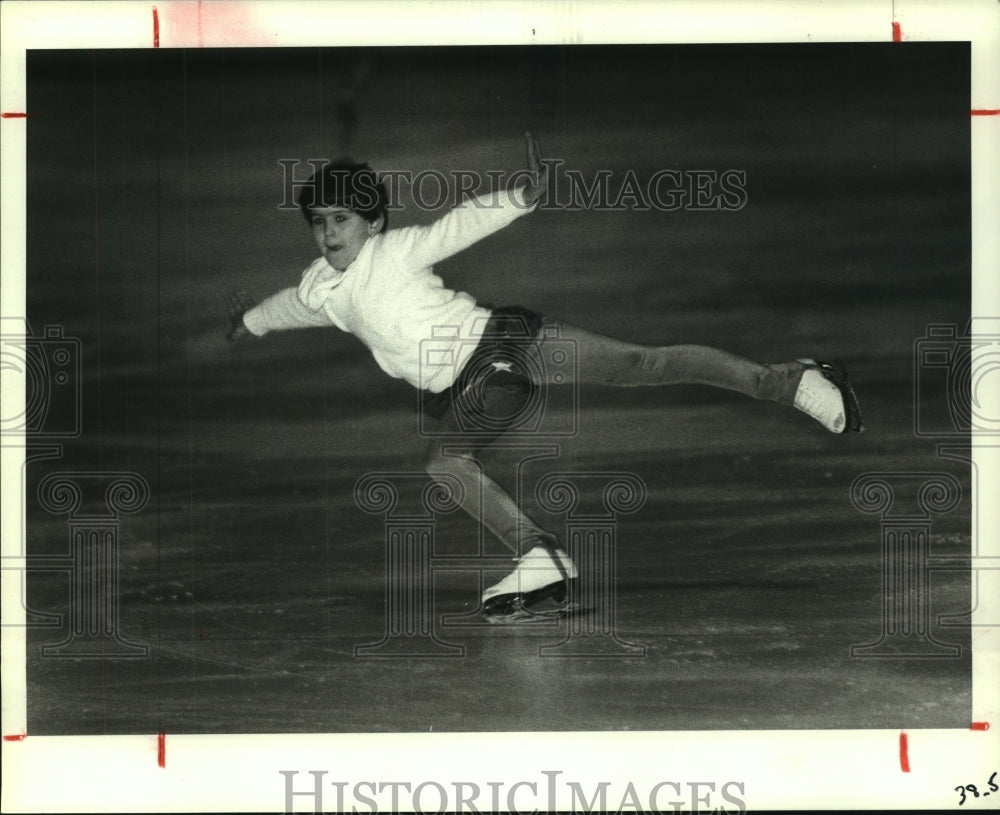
[23,43,971,733]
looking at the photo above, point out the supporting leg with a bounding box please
[424,384,556,556]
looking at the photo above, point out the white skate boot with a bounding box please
[481,544,578,623]
[794,358,864,433]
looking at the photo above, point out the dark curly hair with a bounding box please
[297,160,389,231]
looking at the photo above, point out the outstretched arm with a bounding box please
[226,287,333,340]
[386,132,550,272]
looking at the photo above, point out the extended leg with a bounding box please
[540,322,805,402]
[533,322,862,432]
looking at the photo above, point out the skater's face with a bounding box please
[310,206,383,271]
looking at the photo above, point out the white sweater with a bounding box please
[243,188,536,392]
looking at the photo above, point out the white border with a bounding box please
[2,1,998,812]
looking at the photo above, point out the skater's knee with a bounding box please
[424,442,476,478]
[614,347,668,385]
[423,442,448,475]
[629,348,663,375]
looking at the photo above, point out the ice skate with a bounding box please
[794,358,864,433]
[481,544,578,623]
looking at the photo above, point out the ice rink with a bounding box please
[21,42,972,735]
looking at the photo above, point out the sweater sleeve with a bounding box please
[242,287,334,336]
[384,186,536,272]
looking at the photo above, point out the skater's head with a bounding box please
[299,161,388,271]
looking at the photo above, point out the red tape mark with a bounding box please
[971,722,991,731]
[971,109,1000,116]
[157,731,166,768]
[899,731,911,772]
[892,21,902,42]
[1,112,28,119]
[153,6,160,48]
[3,732,27,741]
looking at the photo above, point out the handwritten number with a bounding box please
[956,774,999,805]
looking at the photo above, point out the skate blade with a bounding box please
[483,601,592,625]
[482,578,567,620]
[830,358,865,433]
[482,581,591,625]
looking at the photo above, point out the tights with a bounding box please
[424,321,806,555]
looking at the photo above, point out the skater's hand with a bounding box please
[521,130,549,206]
[225,290,255,341]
